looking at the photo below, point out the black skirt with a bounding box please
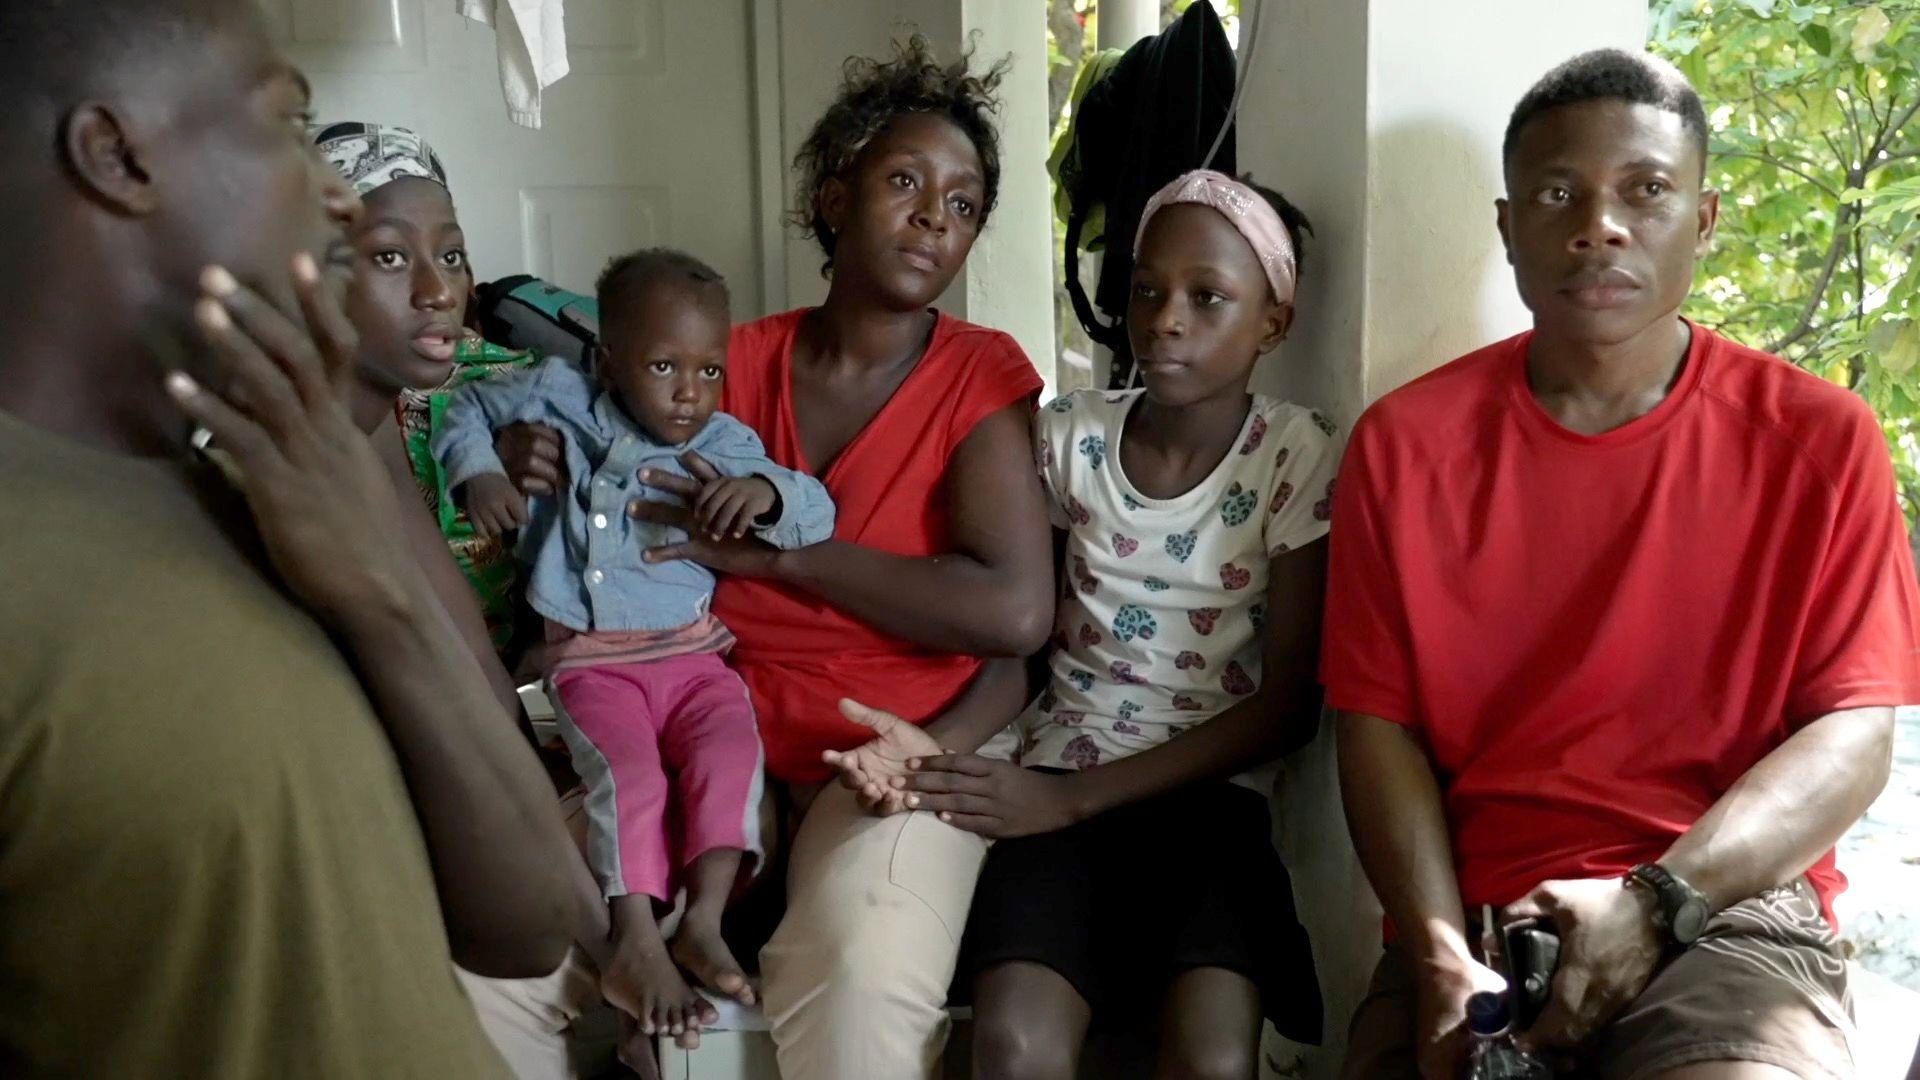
[954,772,1323,1045]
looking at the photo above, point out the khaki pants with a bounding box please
[1341,880,1854,1080]
[461,782,990,1080]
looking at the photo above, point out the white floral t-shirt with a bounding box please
[1015,388,1340,777]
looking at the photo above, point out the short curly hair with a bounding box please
[595,247,730,332]
[1503,48,1708,172]
[790,34,1009,272]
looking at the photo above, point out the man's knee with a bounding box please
[970,1009,1079,1080]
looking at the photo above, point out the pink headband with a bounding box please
[1133,169,1297,304]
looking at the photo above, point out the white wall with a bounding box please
[282,0,768,314]
[772,0,951,309]
[1240,0,1647,426]
[771,1,1056,385]
[1236,0,1373,427]
[1362,0,1649,403]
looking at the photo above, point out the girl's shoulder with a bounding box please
[1037,386,1139,432]
[1246,393,1342,464]
[1249,393,1338,436]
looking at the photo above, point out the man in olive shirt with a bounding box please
[0,1,576,1074]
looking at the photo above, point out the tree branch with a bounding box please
[1766,202,1860,355]
[1714,149,1844,200]
[1869,96,1920,161]
[1853,227,1866,333]
[1748,71,1798,143]
[1840,87,1866,164]
[1860,70,1888,134]
[1820,130,1851,172]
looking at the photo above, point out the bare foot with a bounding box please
[670,917,756,1006]
[601,912,718,1044]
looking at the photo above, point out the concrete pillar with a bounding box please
[1099,0,1160,51]
[772,1,1056,390]
[1082,0,1163,390]
[1234,1,1647,1072]
[960,0,1058,395]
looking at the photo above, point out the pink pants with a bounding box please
[549,652,764,901]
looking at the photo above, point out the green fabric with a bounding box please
[0,410,508,1078]
[1048,48,1127,249]
[398,336,538,650]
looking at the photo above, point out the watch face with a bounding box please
[1672,900,1709,944]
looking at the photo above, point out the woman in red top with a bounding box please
[499,39,1053,1079]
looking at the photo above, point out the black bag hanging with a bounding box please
[1060,2,1239,388]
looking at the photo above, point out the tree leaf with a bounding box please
[1885,320,1920,377]
[1853,5,1891,62]
[1802,23,1832,55]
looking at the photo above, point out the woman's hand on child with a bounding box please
[629,452,783,578]
[459,473,530,540]
[692,475,778,541]
[821,699,943,816]
[494,421,568,495]
[898,755,1087,839]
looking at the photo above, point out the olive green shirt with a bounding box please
[0,410,507,1078]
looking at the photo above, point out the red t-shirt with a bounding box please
[1322,322,1920,923]
[715,309,1044,782]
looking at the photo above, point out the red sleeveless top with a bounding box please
[715,309,1043,782]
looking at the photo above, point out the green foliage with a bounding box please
[1651,1,1920,526]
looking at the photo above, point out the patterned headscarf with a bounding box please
[311,121,450,197]
[1134,169,1297,305]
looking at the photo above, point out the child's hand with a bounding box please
[459,473,529,540]
[691,475,778,541]
[822,699,944,817]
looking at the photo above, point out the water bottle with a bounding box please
[1465,990,1553,1079]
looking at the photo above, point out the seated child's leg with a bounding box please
[655,653,766,1005]
[970,961,1092,1080]
[1152,966,1262,1080]
[550,666,674,901]
[550,665,716,1042]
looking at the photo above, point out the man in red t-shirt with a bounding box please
[1325,49,1920,1080]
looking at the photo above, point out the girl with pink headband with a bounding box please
[903,168,1337,1071]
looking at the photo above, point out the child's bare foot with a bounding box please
[670,917,755,1006]
[603,897,718,1045]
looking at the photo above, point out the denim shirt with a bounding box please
[430,357,835,633]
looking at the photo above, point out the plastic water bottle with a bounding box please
[1465,991,1553,1079]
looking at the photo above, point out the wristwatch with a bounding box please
[1626,863,1710,947]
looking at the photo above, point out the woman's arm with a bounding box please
[899,539,1328,838]
[632,403,1056,658]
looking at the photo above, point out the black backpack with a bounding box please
[1060,2,1240,387]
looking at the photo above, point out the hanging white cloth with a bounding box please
[457,0,570,129]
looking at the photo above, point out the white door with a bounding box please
[265,0,782,315]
